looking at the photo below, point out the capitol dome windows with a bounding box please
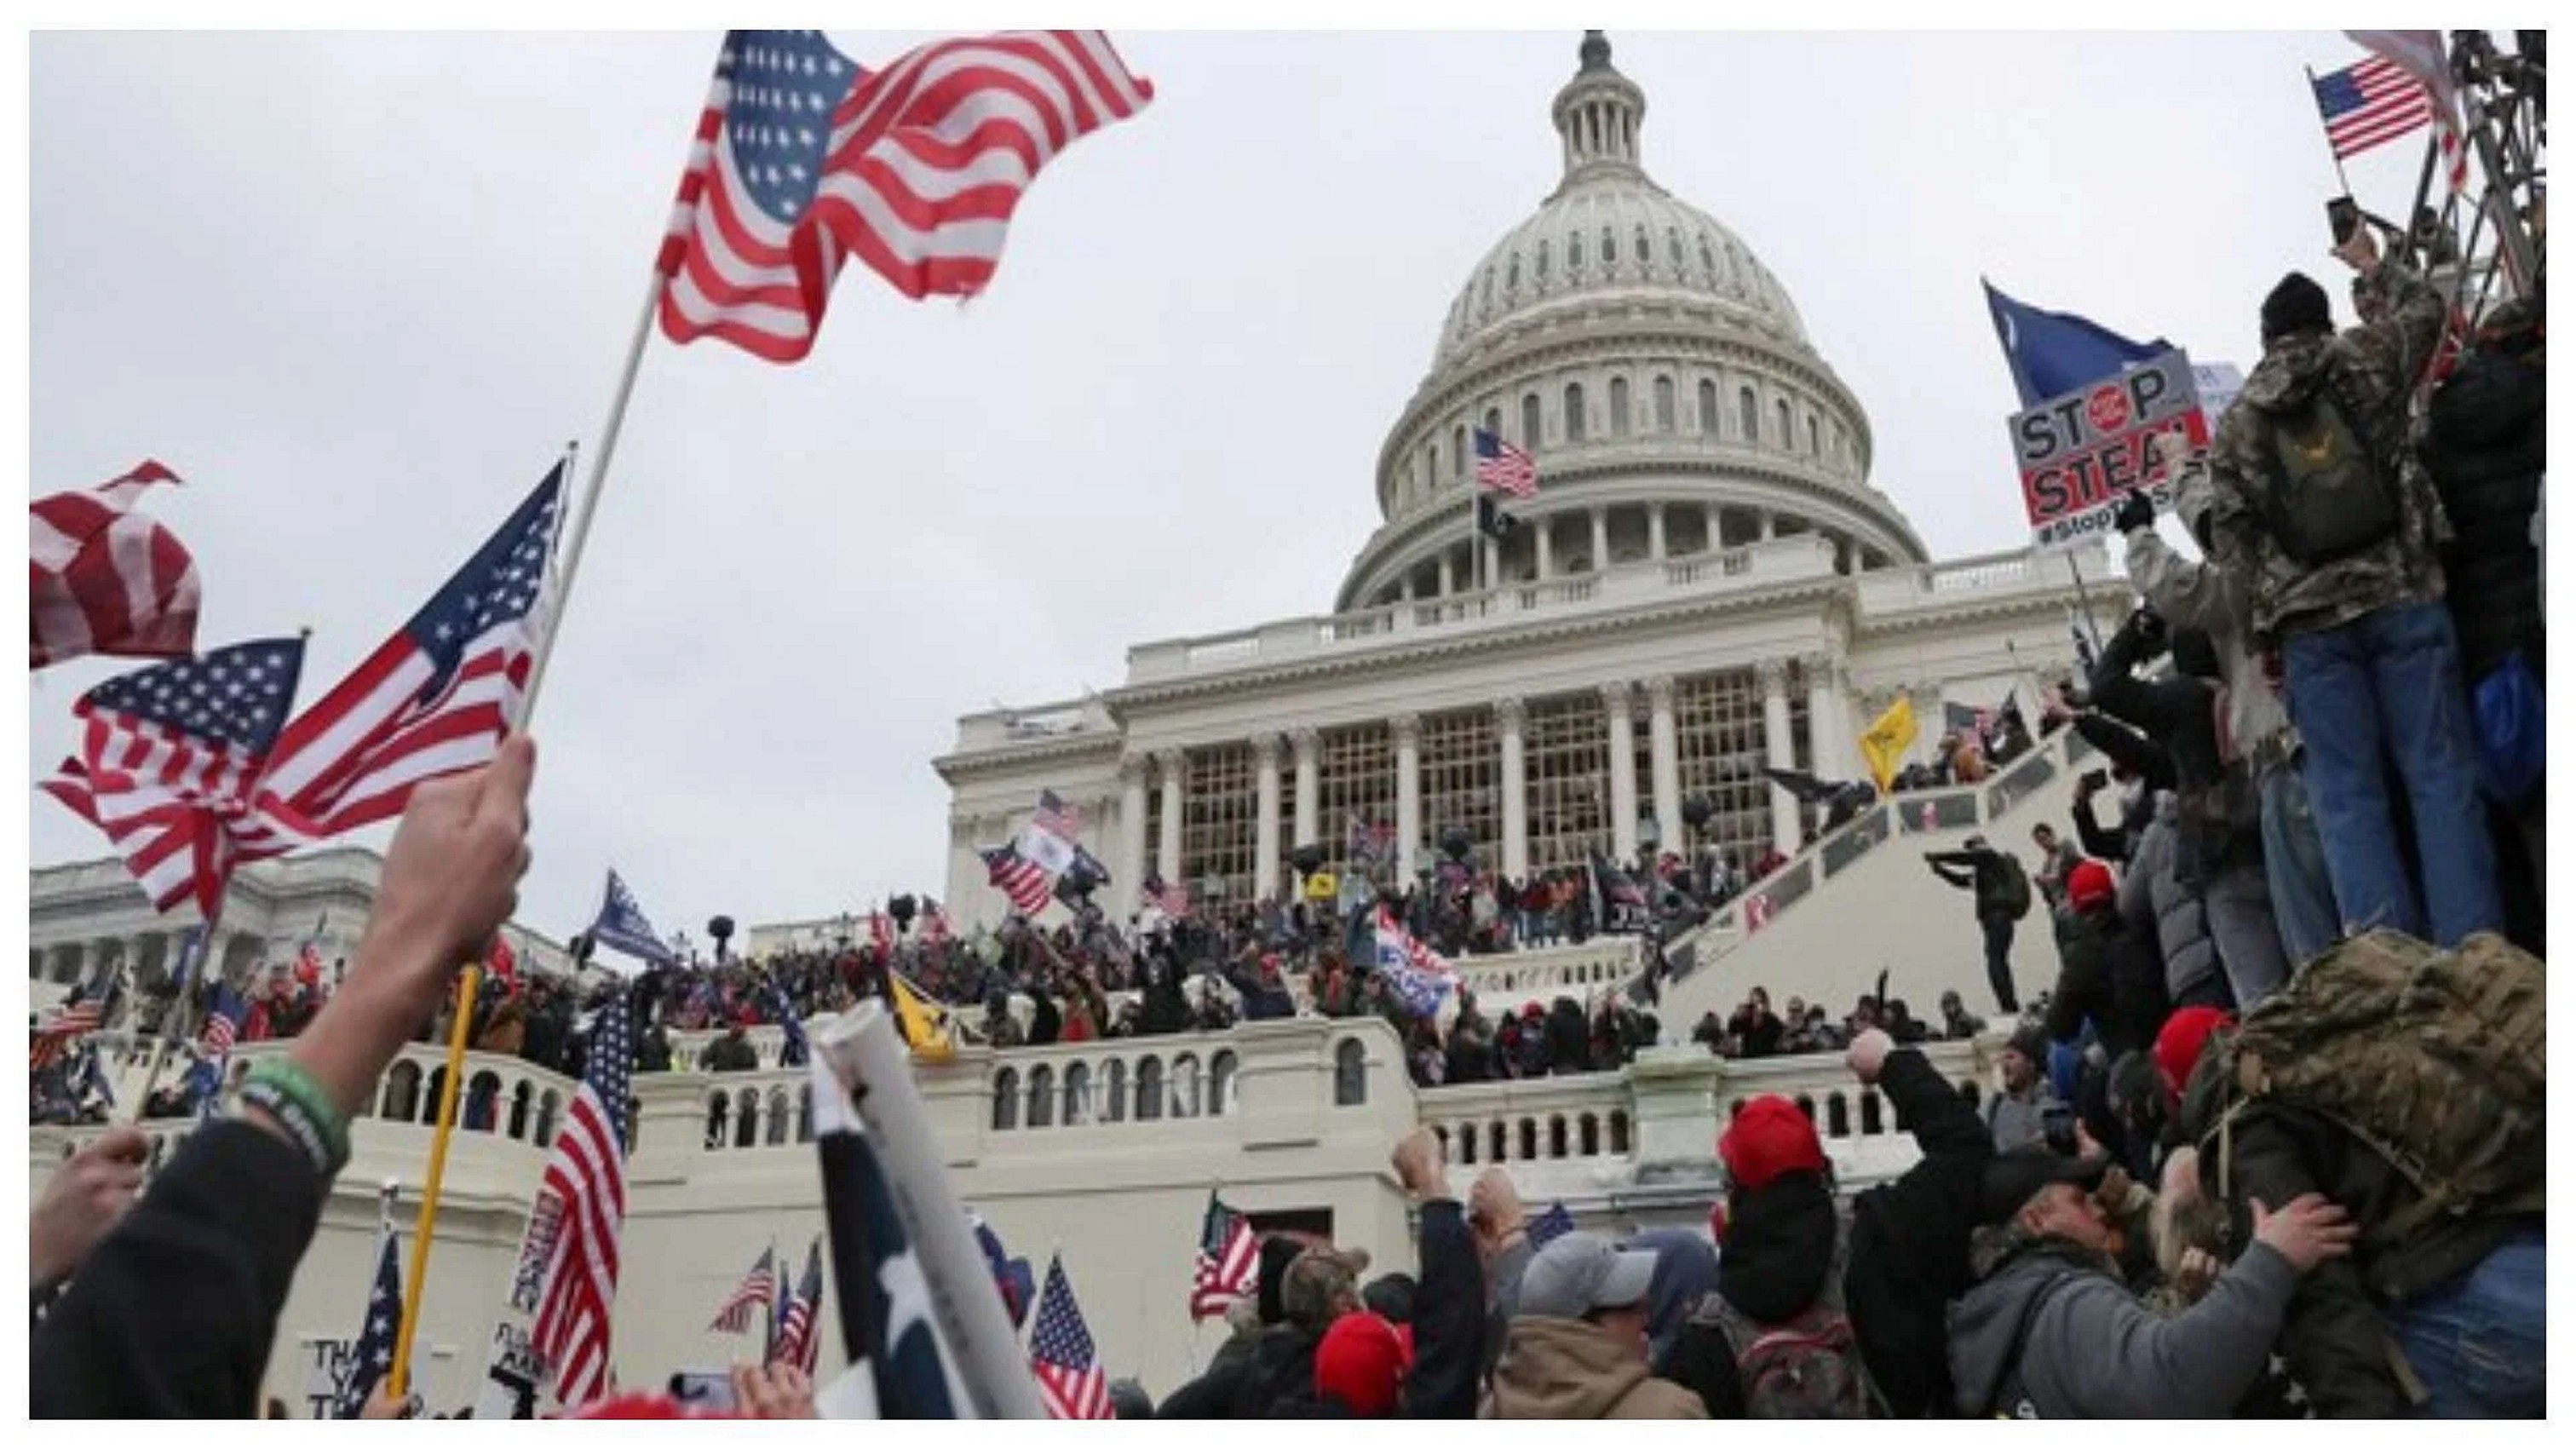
[992,1067,1020,1130]
[1609,377,1631,438]
[1776,399,1791,449]
[1536,239,1550,279]
[1736,386,1758,442]
[1698,379,1718,435]
[1483,406,1503,440]
[1654,376,1676,432]
[1668,227,1683,272]
[1808,416,1821,457]
[1507,254,1521,291]
[1636,226,1651,263]
[1568,231,1584,269]
[1601,227,1616,265]
[1452,425,1466,480]
[1564,383,1587,443]
[1521,393,1542,447]
[1700,233,1718,279]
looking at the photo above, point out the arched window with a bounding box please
[1536,239,1550,279]
[1700,236,1717,277]
[382,1061,423,1121]
[1808,417,1820,457]
[1170,1054,1201,1118]
[1667,227,1682,270]
[1027,1065,1055,1128]
[1136,1058,1165,1121]
[464,1071,503,1135]
[1653,376,1676,432]
[1733,387,1756,442]
[1568,231,1584,269]
[1507,254,1520,290]
[1609,377,1631,437]
[1518,1118,1538,1160]
[1483,406,1501,440]
[508,1080,532,1140]
[1608,1111,1631,1154]
[705,1091,731,1149]
[422,1067,448,1125]
[1636,226,1651,262]
[1601,227,1617,265]
[1101,1059,1127,1124]
[767,1088,791,1145]
[1488,1121,1508,1162]
[1698,379,1719,436]
[796,1083,814,1142]
[1452,425,1466,480]
[1333,1039,1367,1106]
[535,1089,561,1147]
[1549,1115,1568,1159]
[1826,1091,1851,1138]
[1860,1089,1885,1136]
[1064,1061,1093,1125]
[1425,441,1438,485]
[1458,1124,1478,1164]
[1481,267,1495,309]
[1564,383,1587,444]
[1579,1113,1601,1155]
[1776,399,1791,447]
[1521,394,1542,448]
[992,1067,1021,1130]
[734,1088,761,1148]
[1210,1051,1239,1117]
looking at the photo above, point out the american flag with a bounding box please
[1143,875,1191,919]
[333,1228,405,1418]
[772,1237,825,1373]
[30,995,109,1074]
[1029,1256,1111,1420]
[1189,1191,1259,1321]
[811,1052,977,1417]
[1526,1202,1577,1251]
[919,900,954,946]
[1015,790,1079,879]
[982,845,1053,916]
[868,911,899,955]
[198,980,250,1060]
[1032,789,1081,843]
[2312,55,2434,159]
[241,464,562,858]
[1371,905,1463,1018]
[30,460,200,671]
[589,868,678,969]
[529,988,634,1410]
[40,637,308,919]
[657,31,1153,364]
[1472,427,1538,500]
[2344,31,2470,193]
[710,1246,775,1334]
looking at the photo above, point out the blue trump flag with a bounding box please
[1982,280,2169,408]
[589,867,677,968]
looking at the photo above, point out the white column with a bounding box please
[1803,652,1847,781]
[1758,510,1777,541]
[1291,727,1320,852]
[1647,503,1668,561]
[1534,516,1554,578]
[1647,675,1681,853]
[1482,537,1500,590]
[1251,733,1282,902]
[1912,679,1946,768]
[1393,713,1422,881]
[1705,501,1724,551]
[1590,508,1610,572]
[1118,754,1149,914]
[1437,552,1454,596]
[1604,682,1640,860]
[1155,749,1186,884]
[1399,574,1417,603]
[1497,697,1529,879]
[1760,660,1801,853]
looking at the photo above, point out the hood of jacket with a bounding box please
[2242,332,2334,413]
[1486,1316,1658,1419]
[1946,1239,2111,1416]
[1715,1170,1837,1322]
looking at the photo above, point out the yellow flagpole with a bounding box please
[388,962,482,1398]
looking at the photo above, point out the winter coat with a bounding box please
[2124,458,2297,761]
[1481,1317,1706,1418]
[1946,1234,2301,1417]
[2424,332,2545,682]
[2120,801,2222,1006]
[1843,1046,1998,1417]
[2090,618,2248,878]
[2043,902,2170,1062]
[2207,260,2452,645]
[1926,845,2019,923]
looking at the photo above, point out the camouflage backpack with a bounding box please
[2257,377,2406,566]
[2207,929,2545,1240]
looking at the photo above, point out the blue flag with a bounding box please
[168,924,207,995]
[1982,280,2169,408]
[334,1228,405,1417]
[812,1055,974,1417]
[589,867,677,968]
[1527,1202,1577,1250]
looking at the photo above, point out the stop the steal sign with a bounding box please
[2009,348,2207,551]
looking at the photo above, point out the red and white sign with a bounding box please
[2008,348,2209,551]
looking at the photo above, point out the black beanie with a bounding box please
[2261,271,2332,344]
[1255,1234,1302,1325]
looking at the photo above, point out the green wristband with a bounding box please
[240,1058,352,1178]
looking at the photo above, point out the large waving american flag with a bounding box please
[657,30,1154,363]
[30,460,200,671]
[241,463,562,856]
[770,1237,825,1374]
[1472,427,1538,500]
[981,845,1052,916]
[1029,1256,1110,1419]
[530,989,635,1409]
[41,637,308,919]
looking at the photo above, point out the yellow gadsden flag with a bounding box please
[888,970,956,1063]
[1857,695,1918,792]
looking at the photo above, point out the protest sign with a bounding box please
[2009,348,2208,551]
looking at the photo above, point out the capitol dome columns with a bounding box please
[1801,651,1853,782]
[1497,697,1529,879]
[1646,676,1682,854]
[1251,733,1284,900]
[1392,715,1423,879]
[1291,728,1321,857]
[1757,660,1800,854]
[1118,754,1151,914]
[1155,750,1187,886]
[1602,683,1641,860]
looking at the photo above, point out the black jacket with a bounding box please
[32,1121,327,1417]
[1844,1047,1998,1417]
[2424,336,2544,683]
[1925,846,2017,922]
[2043,906,2171,1061]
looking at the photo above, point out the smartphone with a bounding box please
[2042,1103,2079,1158]
[2079,768,2110,794]
[669,1370,736,1412]
[2327,195,2363,245]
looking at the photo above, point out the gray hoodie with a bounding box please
[1947,1237,2300,1417]
[2122,457,2297,762]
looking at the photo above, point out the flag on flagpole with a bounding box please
[967,1211,1035,1331]
[1015,789,1080,878]
[528,989,635,1409]
[657,30,1155,363]
[981,845,1053,916]
[2345,31,2469,193]
[1856,695,1918,793]
[867,911,898,956]
[919,900,954,946]
[772,1237,825,1373]
[40,637,308,920]
[332,1229,405,1417]
[241,463,565,856]
[30,459,200,671]
[589,868,678,968]
[2310,54,2437,162]
[1189,1192,1260,1321]
[1029,1256,1112,1419]
[1981,282,2171,410]
[1471,427,1538,499]
[711,1247,778,1334]
[886,972,955,1063]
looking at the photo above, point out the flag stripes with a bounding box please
[30,460,200,670]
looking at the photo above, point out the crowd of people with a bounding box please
[1688,985,1988,1060]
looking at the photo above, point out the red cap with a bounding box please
[1314,1310,1412,1417]
[1718,1095,1827,1193]
[2154,1006,2234,1106]
[2066,859,2117,913]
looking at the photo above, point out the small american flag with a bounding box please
[1189,1191,1259,1321]
[710,1246,776,1334]
[40,637,308,919]
[529,989,635,1410]
[771,1237,825,1373]
[198,980,250,1060]
[1030,1256,1111,1419]
[241,463,562,859]
[30,996,108,1074]
[1473,427,1538,500]
[868,911,898,956]
[982,845,1053,916]
[30,460,200,671]
[2312,55,2433,159]
[1146,876,1191,920]
[919,900,954,946]
[332,1228,405,1418]
[658,30,1154,363]
[1032,789,1082,844]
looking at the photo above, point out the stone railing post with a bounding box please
[1624,1044,1723,1182]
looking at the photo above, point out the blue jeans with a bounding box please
[2257,756,2340,968]
[2389,1225,2546,1417]
[2282,602,2502,946]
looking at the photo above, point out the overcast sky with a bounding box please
[27,28,2439,944]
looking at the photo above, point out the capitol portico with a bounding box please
[940,33,2118,929]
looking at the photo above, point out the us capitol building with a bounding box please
[31,36,2116,1412]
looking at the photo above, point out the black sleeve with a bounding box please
[1659,1321,1747,1417]
[1878,1047,1990,1164]
[1402,1199,1486,1418]
[2070,712,2176,792]
[2072,794,2128,865]
[32,1120,328,1418]
[1157,1353,1245,1419]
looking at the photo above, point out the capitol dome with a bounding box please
[1338,32,1928,612]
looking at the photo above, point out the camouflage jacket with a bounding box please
[2205,261,2452,645]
